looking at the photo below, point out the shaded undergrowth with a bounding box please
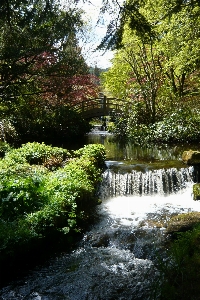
[157,221,200,300]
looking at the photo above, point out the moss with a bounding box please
[166,212,200,234]
[193,183,200,200]
[182,149,200,165]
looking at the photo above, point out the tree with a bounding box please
[154,4,200,98]
[0,0,84,103]
[102,0,200,124]
[98,0,200,51]
[0,0,100,144]
[32,36,99,106]
[102,31,165,123]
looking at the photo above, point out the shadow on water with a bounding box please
[1,132,200,299]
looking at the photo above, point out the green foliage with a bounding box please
[193,184,200,201]
[99,0,200,51]
[0,219,37,253]
[0,142,106,261]
[26,161,94,236]
[0,142,12,158]
[73,143,106,168]
[0,0,97,145]
[158,225,200,299]
[111,107,200,144]
[102,0,200,135]
[152,109,200,143]
[23,148,104,237]
[0,165,48,221]
[0,0,84,103]
[4,142,71,165]
[101,55,131,99]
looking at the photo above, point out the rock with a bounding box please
[90,233,110,247]
[182,150,200,165]
[166,212,200,234]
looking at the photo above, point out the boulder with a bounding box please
[166,212,200,234]
[182,150,200,165]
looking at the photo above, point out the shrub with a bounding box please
[4,142,71,166]
[25,147,106,237]
[0,142,106,261]
[73,143,106,168]
[113,108,200,144]
[0,165,48,221]
[26,164,94,236]
[152,109,200,143]
[13,105,92,145]
[0,218,37,253]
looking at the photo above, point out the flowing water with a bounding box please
[1,132,200,300]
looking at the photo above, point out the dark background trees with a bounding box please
[0,0,99,145]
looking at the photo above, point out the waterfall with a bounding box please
[99,166,194,199]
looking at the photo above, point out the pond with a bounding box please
[87,129,200,168]
[1,131,200,299]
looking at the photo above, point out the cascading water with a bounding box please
[100,166,194,197]
[1,163,200,300]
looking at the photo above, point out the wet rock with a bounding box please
[90,233,110,247]
[166,212,200,234]
[182,150,200,165]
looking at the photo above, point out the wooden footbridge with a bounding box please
[74,95,123,119]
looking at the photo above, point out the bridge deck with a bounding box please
[74,96,124,118]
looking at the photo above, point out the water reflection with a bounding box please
[87,132,200,165]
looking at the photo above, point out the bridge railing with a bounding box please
[82,98,122,111]
[72,96,124,117]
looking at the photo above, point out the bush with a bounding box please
[0,164,48,221]
[13,105,92,145]
[152,109,200,143]
[4,142,71,166]
[112,107,200,144]
[73,143,106,168]
[0,142,106,261]
[26,162,95,236]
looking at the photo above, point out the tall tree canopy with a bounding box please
[101,0,200,124]
[98,0,200,51]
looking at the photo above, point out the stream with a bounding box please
[1,131,200,299]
